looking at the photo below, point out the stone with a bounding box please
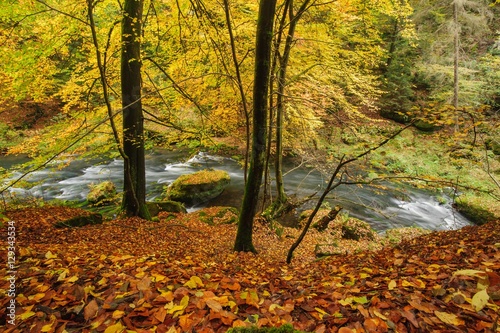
[55,213,103,228]
[87,181,117,205]
[164,169,231,206]
[146,200,187,217]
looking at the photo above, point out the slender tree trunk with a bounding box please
[271,0,310,215]
[453,0,459,131]
[223,0,250,184]
[121,0,151,219]
[234,0,277,252]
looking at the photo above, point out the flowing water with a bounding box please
[0,151,471,231]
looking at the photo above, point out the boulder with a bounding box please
[55,213,103,228]
[164,169,230,206]
[87,181,117,205]
[146,200,187,217]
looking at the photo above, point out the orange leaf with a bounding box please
[179,314,194,331]
[206,299,222,313]
[338,328,354,333]
[137,276,151,291]
[154,307,167,323]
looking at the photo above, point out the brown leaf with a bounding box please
[84,299,99,321]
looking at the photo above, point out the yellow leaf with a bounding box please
[112,310,125,319]
[67,275,79,283]
[28,293,45,301]
[167,295,189,316]
[45,251,57,259]
[339,298,353,306]
[453,270,487,278]
[97,277,108,285]
[41,321,54,332]
[19,311,36,320]
[315,307,329,315]
[57,270,68,281]
[472,289,489,312]
[283,275,293,281]
[269,304,283,313]
[184,276,204,289]
[434,311,464,326]
[152,273,167,282]
[104,321,125,333]
[388,280,397,290]
[135,271,145,278]
[373,309,388,320]
[353,296,369,304]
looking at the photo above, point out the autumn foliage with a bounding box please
[1,206,499,332]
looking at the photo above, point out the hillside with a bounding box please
[1,206,499,332]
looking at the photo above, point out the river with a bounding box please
[0,150,471,231]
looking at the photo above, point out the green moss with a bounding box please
[453,196,497,225]
[87,181,117,206]
[341,217,377,241]
[164,169,230,205]
[198,207,239,225]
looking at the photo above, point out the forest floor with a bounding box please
[1,206,500,333]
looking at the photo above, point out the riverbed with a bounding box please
[0,150,471,231]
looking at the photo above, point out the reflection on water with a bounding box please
[0,151,471,231]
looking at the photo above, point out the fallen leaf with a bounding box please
[434,311,464,326]
[103,321,125,333]
[471,289,489,312]
[84,299,99,321]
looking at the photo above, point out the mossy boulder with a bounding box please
[453,197,497,226]
[379,109,411,124]
[196,206,239,225]
[87,181,117,206]
[146,201,187,217]
[164,169,230,206]
[341,218,377,241]
[55,212,103,228]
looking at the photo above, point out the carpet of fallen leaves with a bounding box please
[1,206,500,333]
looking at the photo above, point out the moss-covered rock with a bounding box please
[54,212,103,228]
[341,218,377,241]
[196,206,239,225]
[87,181,117,206]
[146,201,186,217]
[453,197,497,225]
[164,169,230,206]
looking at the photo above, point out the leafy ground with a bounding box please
[1,206,500,333]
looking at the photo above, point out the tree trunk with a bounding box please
[453,0,459,131]
[234,0,277,252]
[269,0,310,217]
[121,0,151,219]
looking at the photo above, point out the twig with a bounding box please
[286,123,413,263]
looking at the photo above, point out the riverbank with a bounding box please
[1,205,498,332]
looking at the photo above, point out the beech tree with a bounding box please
[234,0,277,252]
[121,0,151,219]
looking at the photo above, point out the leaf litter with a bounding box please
[1,206,499,332]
